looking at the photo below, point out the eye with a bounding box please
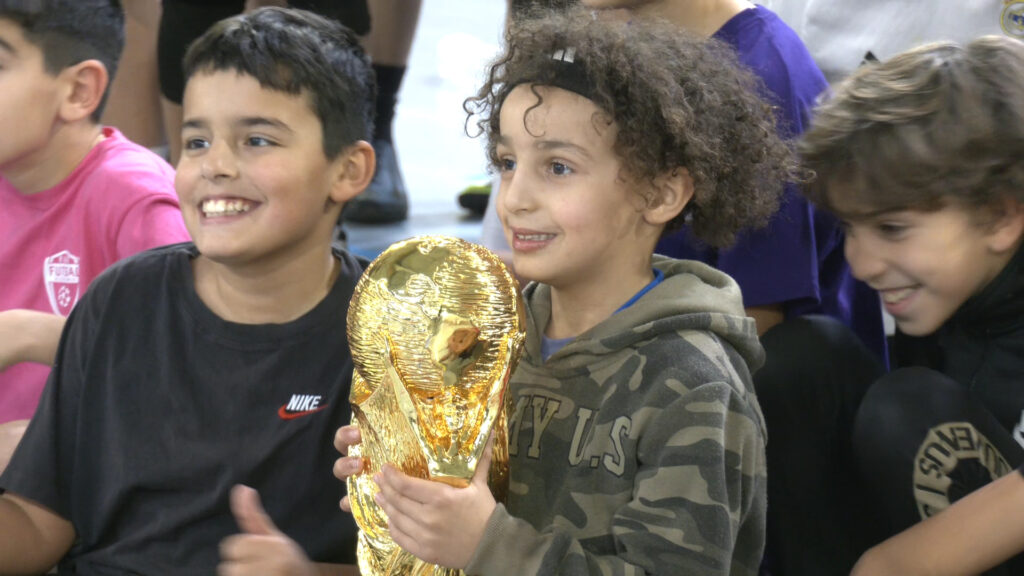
[183,137,209,151]
[550,161,573,176]
[246,135,276,147]
[876,221,909,238]
[497,157,516,172]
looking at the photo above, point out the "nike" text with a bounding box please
[278,394,329,420]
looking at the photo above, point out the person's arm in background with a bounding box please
[0,420,29,475]
[0,307,79,569]
[0,493,75,574]
[747,305,785,336]
[0,310,65,371]
[101,0,164,149]
[0,310,66,473]
[852,469,1024,576]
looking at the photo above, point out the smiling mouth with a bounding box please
[880,287,915,304]
[201,199,253,218]
[514,231,555,242]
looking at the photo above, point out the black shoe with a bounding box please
[344,139,408,224]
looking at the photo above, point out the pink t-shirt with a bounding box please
[0,127,190,422]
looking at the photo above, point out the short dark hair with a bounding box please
[184,7,375,160]
[800,35,1024,217]
[465,6,797,248]
[0,0,124,121]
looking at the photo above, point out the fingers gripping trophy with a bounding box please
[346,236,526,575]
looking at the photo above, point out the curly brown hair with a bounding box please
[464,7,797,248]
[800,35,1024,218]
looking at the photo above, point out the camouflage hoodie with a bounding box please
[465,256,767,575]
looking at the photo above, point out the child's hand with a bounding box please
[0,419,29,474]
[218,485,317,576]
[0,309,64,370]
[333,424,363,512]
[373,442,497,570]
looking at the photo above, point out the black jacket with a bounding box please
[894,245,1024,431]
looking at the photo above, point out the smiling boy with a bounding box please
[0,8,373,574]
[767,35,1024,575]
[0,0,189,473]
[828,194,1016,337]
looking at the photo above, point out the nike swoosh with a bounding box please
[278,404,329,420]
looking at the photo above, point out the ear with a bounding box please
[328,140,376,204]
[58,60,108,122]
[643,167,694,226]
[984,196,1024,254]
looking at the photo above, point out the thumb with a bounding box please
[472,435,495,488]
[230,484,280,536]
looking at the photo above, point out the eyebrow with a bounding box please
[496,135,592,159]
[834,207,904,221]
[181,116,294,133]
[237,117,294,133]
[536,139,591,158]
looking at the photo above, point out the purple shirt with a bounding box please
[655,6,887,364]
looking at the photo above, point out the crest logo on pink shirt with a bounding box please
[43,250,81,317]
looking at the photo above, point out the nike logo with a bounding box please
[278,394,329,420]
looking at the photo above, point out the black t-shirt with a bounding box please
[1,243,363,574]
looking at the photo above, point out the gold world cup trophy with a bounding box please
[346,235,526,575]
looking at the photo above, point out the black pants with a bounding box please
[755,316,1024,576]
[157,0,371,104]
[158,1,245,103]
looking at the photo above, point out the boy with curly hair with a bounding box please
[774,35,1024,576]
[334,7,795,575]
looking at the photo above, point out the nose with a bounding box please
[200,140,238,182]
[843,231,886,283]
[498,168,533,216]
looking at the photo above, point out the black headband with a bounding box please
[514,47,598,102]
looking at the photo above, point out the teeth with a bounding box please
[516,233,554,241]
[881,288,914,304]
[201,199,252,217]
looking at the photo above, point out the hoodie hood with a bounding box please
[521,255,764,374]
[480,256,769,576]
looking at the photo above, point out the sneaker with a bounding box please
[344,139,408,223]
[457,177,492,216]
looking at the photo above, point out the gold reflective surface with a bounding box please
[347,236,525,575]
